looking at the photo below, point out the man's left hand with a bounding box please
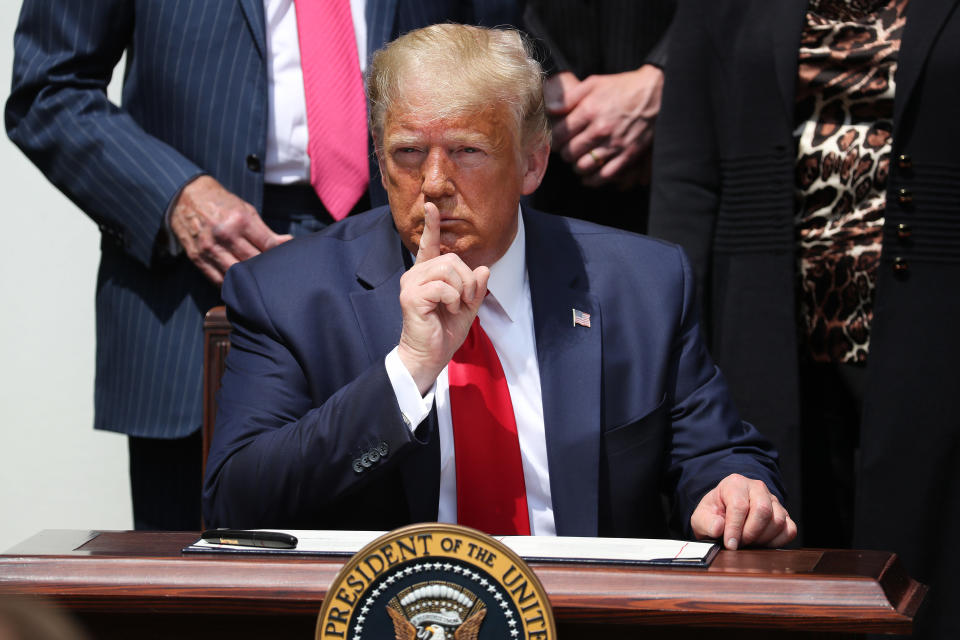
[545,65,664,188]
[690,474,797,549]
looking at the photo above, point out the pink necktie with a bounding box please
[448,318,531,535]
[296,0,369,220]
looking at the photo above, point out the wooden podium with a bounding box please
[0,530,925,639]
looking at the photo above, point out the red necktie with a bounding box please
[296,0,369,220]
[448,318,531,535]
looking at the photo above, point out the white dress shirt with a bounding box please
[262,0,367,185]
[165,2,367,248]
[385,212,557,535]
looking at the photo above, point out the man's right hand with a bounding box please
[170,175,293,285]
[396,202,490,394]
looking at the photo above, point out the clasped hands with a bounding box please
[395,204,797,549]
[545,65,664,188]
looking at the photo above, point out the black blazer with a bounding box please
[523,0,674,77]
[649,2,960,637]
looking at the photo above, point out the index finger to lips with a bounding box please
[415,255,478,302]
[416,202,442,263]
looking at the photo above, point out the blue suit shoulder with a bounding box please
[525,206,686,254]
[225,206,398,284]
[523,207,692,287]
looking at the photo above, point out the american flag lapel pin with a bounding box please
[572,308,591,328]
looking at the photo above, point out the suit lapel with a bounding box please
[894,0,960,137]
[348,211,440,521]
[238,0,266,59]
[524,210,602,536]
[350,213,406,367]
[770,0,809,122]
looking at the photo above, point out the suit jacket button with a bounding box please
[897,154,912,170]
[892,257,909,273]
[353,458,364,473]
[246,154,262,172]
[897,223,912,240]
[896,188,913,205]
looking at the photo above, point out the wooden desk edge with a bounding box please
[0,531,924,634]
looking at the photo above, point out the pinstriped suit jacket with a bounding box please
[6,0,521,440]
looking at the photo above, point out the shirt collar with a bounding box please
[484,206,527,323]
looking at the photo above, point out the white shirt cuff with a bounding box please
[385,347,435,433]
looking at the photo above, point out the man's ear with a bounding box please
[520,142,550,196]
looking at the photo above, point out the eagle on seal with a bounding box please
[387,605,486,640]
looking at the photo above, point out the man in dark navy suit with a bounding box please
[5,1,520,530]
[203,24,796,548]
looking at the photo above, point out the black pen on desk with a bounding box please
[201,528,298,549]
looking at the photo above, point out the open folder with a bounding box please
[183,530,719,567]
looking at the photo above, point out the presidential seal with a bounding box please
[316,523,555,640]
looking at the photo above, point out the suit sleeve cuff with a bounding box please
[643,24,671,69]
[163,197,182,255]
[385,347,435,432]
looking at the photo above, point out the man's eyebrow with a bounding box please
[450,132,491,145]
[386,129,492,147]
[384,131,423,146]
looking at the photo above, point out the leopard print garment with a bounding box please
[793,0,908,363]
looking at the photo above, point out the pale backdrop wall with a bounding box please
[0,2,133,552]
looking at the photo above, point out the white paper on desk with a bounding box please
[189,530,717,565]
[499,535,717,564]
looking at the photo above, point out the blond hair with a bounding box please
[367,23,549,153]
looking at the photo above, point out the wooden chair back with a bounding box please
[202,306,231,476]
